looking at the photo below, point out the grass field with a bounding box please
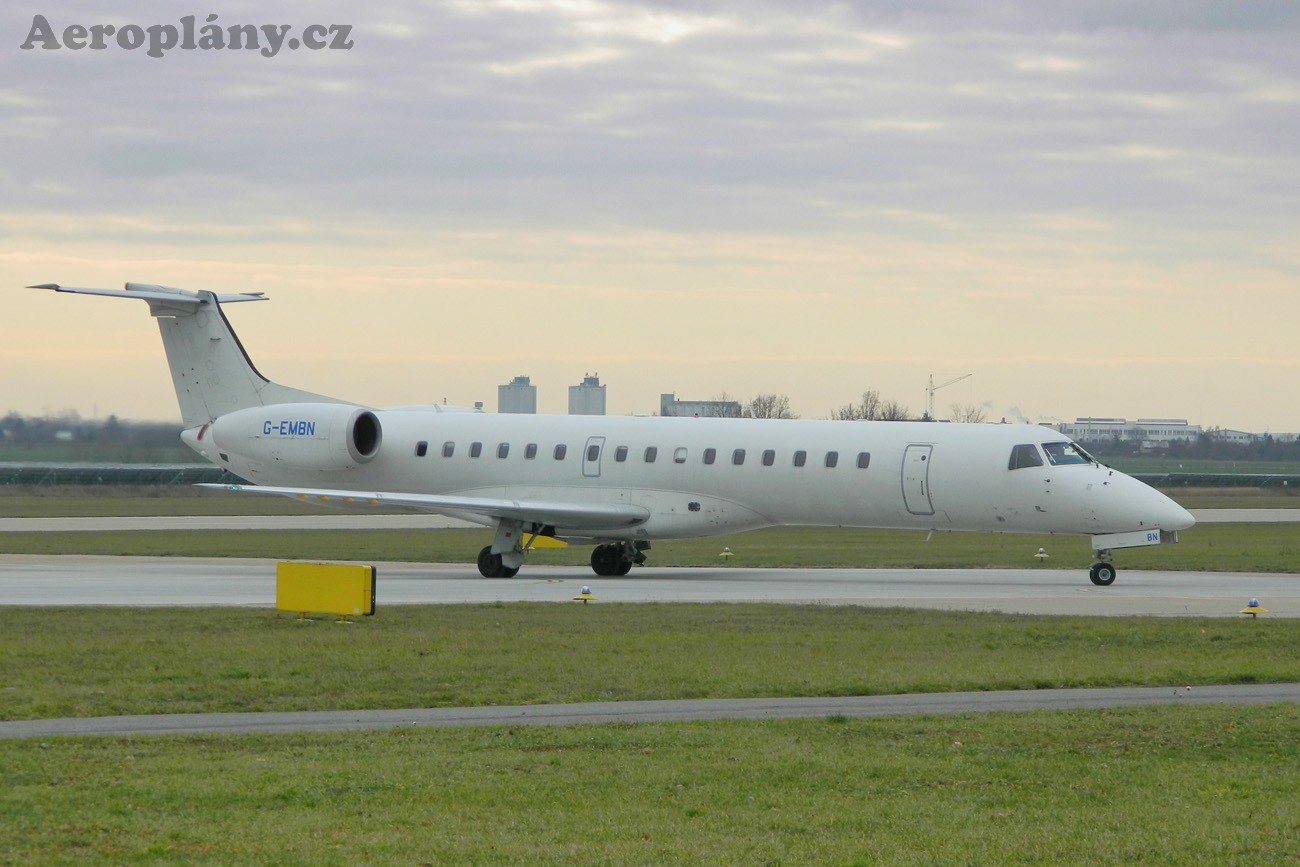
[0,490,343,518]
[0,444,199,464]
[4,605,1299,721]
[1107,455,1300,475]
[4,489,1299,863]
[3,606,1300,863]
[4,706,1299,864]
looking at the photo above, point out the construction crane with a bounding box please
[926,373,973,421]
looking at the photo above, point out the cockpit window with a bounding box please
[1008,443,1044,470]
[1043,441,1093,466]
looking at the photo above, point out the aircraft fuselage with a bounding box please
[191,408,1190,543]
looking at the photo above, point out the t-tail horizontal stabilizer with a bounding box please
[29,282,267,306]
[32,281,344,428]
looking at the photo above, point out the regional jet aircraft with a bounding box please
[34,282,1194,584]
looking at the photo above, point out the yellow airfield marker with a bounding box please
[1241,598,1267,618]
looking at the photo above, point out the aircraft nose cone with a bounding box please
[1162,498,1195,531]
[1142,482,1195,531]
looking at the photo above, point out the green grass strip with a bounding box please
[2,706,1299,864]
[3,605,1299,721]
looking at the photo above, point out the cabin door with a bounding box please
[902,444,935,516]
[583,436,605,478]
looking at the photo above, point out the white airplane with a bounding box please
[34,281,1194,585]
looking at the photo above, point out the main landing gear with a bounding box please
[476,538,649,578]
[478,546,519,578]
[590,542,648,577]
[1088,549,1116,586]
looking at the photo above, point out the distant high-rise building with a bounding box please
[498,375,537,414]
[569,374,606,415]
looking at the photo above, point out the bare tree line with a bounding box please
[721,390,989,422]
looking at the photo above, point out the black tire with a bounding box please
[1089,562,1117,586]
[478,545,504,578]
[616,558,633,576]
[590,544,619,577]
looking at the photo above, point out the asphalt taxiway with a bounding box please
[1,555,1296,617]
[4,683,1299,739]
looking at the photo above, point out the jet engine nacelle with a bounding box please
[207,403,382,470]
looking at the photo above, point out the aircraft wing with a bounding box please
[199,483,651,531]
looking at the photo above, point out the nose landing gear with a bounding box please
[1089,549,1116,586]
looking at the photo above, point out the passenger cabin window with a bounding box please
[554,444,567,460]
[415,441,428,457]
[615,446,628,462]
[497,443,510,459]
[825,451,839,468]
[1043,442,1093,466]
[732,448,746,466]
[469,442,483,458]
[587,443,600,462]
[857,451,871,469]
[442,441,455,458]
[1008,443,1044,470]
[703,448,717,465]
[793,450,807,467]
[762,449,775,466]
[644,446,658,463]
[674,447,688,464]
[525,443,537,460]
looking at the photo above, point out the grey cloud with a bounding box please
[1,0,1297,242]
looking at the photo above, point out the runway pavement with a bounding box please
[1,554,1296,616]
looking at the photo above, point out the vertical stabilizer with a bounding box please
[33,282,345,427]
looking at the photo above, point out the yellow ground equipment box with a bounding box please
[276,562,375,619]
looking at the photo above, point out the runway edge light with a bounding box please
[1241,598,1267,618]
[276,562,376,622]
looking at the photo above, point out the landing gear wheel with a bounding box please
[616,558,633,576]
[477,546,519,578]
[590,544,621,577]
[1089,562,1117,586]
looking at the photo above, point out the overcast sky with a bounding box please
[3,0,1298,431]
